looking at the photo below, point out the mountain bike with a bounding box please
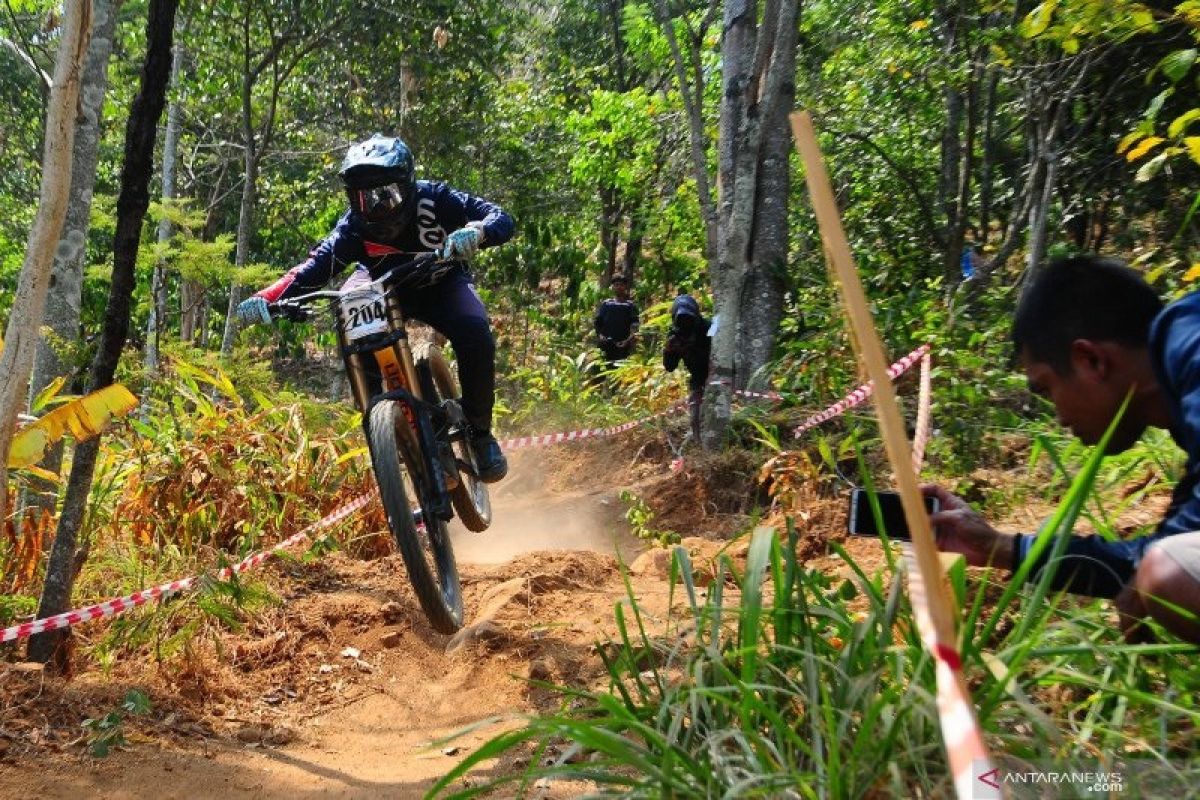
[268,253,491,633]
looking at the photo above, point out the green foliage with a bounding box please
[81,689,152,758]
[0,593,37,625]
[618,490,679,546]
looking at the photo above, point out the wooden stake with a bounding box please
[791,111,993,797]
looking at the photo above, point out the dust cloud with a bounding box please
[450,449,646,565]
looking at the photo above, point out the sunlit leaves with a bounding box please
[8,385,139,469]
[1021,0,1159,47]
[1125,136,1164,161]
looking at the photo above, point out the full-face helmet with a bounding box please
[338,134,416,238]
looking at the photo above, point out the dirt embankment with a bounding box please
[0,432,794,799]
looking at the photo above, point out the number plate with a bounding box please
[339,289,388,342]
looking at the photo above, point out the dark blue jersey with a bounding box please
[594,299,640,342]
[256,180,514,302]
[1014,290,1200,597]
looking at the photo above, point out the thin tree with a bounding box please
[0,0,92,529]
[23,0,121,532]
[29,0,179,667]
[145,26,185,373]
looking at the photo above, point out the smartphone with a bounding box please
[847,489,939,541]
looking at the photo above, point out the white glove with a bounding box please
[236,295,271,327]
[441,224,484,260]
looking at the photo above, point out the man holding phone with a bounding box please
[923,256,1200,644]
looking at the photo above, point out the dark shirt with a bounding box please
[663,295,711,392]
[594,299,640,343]
[256,180,514,302]
[1014,290,1200,597]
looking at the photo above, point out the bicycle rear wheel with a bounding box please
[367,399,463,633]
[414,343,492,533]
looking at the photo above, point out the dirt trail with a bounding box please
[0,443,697,799]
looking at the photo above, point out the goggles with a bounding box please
[349,182,407,221]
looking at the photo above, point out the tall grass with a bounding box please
[430,406,1200,798]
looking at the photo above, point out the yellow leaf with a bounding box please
[1186,137,1200,166]
[8,428,50,469]
[909,19,930,31]
[1184,263,1200,283]
[15,464,61,483]
[1126,136,1165,161]
[1167,108,1200,138]
[7,384,139,468]
[1116,131,1143,154]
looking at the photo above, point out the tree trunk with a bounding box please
[21,0,118,535]
[0,0,93,530]
[977,68,999,245]
[703,0,798,449]
[145,33,184,372]
[735,76,791,389]
[219,144,259,356]
[29,0,178,667]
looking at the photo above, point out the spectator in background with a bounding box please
[593,273,640,370]
[961,242,983,281]
[663,293,712,441]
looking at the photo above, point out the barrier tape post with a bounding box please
[792,110,993,799]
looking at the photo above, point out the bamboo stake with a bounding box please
[791,111,994,798]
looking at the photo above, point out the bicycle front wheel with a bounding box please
[367,399,463,634]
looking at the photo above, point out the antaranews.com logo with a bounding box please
[972,760,1125,798]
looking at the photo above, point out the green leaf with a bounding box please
[1135,151,1169,182]
[1021,1,1059,38]
[1168,108,1200,138]
[1159,48,1198,85]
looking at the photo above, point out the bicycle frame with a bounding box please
[275,262,457,523]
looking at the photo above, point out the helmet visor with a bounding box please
[349,182,407,222]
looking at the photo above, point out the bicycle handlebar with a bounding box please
[266,252,445,321]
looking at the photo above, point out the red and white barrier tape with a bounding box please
[2,395,705,644]
[911,351,933,473]
[499,400,688,451]
[902,543,994,798]
[902,351,995,798]
[1,490,378,643]
[791,344,929,439]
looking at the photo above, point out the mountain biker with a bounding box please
[593,273,640,370]
[663,292,711,440]
[236,134,513,483]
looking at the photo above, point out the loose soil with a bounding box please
[0,431,802,799]
[0,428,1166,798]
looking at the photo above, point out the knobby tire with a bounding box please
[367,400,463,634]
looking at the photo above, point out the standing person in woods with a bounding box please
[237,134,514,482]
[663,292,712,441]
[593,273,640,370]
[925,256,1200,644]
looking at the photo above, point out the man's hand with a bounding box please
[922,484,1015,569]
[236,295,271,327]
[442,224,483,260]
[1114,581,1157,643]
